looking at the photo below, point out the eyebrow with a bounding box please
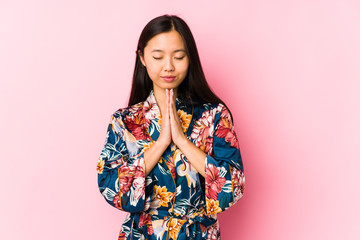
[151,49,186,53]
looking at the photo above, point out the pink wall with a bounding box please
[1,0,359,239]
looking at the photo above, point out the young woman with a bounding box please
[97,14,245,240]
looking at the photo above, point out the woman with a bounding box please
[97,14,245,240]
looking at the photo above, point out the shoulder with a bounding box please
[196,102,234,127]
[195,102,226,115]
[111,101,145,120]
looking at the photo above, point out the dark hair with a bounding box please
[128,14,233,120]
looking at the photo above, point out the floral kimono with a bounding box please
[97,90,245,240]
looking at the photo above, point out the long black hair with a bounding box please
[128,14,233,120]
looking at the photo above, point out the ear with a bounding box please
[138,50,146,67]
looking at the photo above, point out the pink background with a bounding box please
[1,0,359,239]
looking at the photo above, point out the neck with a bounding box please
[153,87,178,115]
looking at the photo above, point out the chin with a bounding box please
[160,82,182,89]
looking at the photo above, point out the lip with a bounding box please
[161,76,176,82]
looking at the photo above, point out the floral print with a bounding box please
[205,164,226,200]
[97,90,245,239]
[178,109,192,132]
[96,159,105,174]
[152,185,173,208]
[215,106,239,148]
[206,199,222,215]
[166,218,187,240]
[190,110,215,155]
[139,212,154,235]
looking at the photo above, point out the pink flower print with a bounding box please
[205,163,226,200]
[190,110,215,154]
[231,167,245,200]
[118,166,135,194]
[206,225,218,240]
[133,166,145,201]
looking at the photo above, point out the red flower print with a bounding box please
[139,212,154,235]
[118,166,135,194]
[205,164,226,200]
[118,163,145,201]
[123,113,151,141]
[215,106,239,148]
[118,232,126,240]
[167,157,176,179]
[113,194,122,210]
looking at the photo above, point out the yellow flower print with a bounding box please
[153,185,173,207]
[167,218,186,240]
[143,141,154,152]
[177,109,192,132]
[97,159,105,174]
[206,198,222,215]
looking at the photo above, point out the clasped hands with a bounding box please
[157,88,188,148]
[144,88,206,177]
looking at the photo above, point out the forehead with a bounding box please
[145,30,186,52]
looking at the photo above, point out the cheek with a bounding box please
[146,63,161,76]
[178,62,189,75]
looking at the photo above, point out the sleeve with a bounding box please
[97,112,146,213]
[204,103,245,215]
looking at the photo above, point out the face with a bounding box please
[139,30,189,93]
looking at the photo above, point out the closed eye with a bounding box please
[152,56,185,60]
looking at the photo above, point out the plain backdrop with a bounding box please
[1,0,359,239]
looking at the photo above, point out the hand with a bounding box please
[169,89,188,147]
[157,89,172,147]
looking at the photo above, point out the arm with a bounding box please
[177,103,245,215]
[176,138,207,177]
[144,140,168,177]
[203,103,245,215]
[97,112,149,213]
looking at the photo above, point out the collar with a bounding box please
[143,90,160,121]
[143,89,187,121]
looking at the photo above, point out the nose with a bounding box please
[164,57,175,72]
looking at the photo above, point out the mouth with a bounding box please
[161,76,176,82]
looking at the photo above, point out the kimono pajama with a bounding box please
[97,90,245,239]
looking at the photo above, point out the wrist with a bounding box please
[175,136,190,149]
[155,139,170,150]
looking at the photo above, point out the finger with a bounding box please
[168,89,171,118]
[171,89,174,107]
[167,89,171,118]
[169,89,173,119]
[165,89,168,117]
[170,90,177,121]
[167,89,169,109]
